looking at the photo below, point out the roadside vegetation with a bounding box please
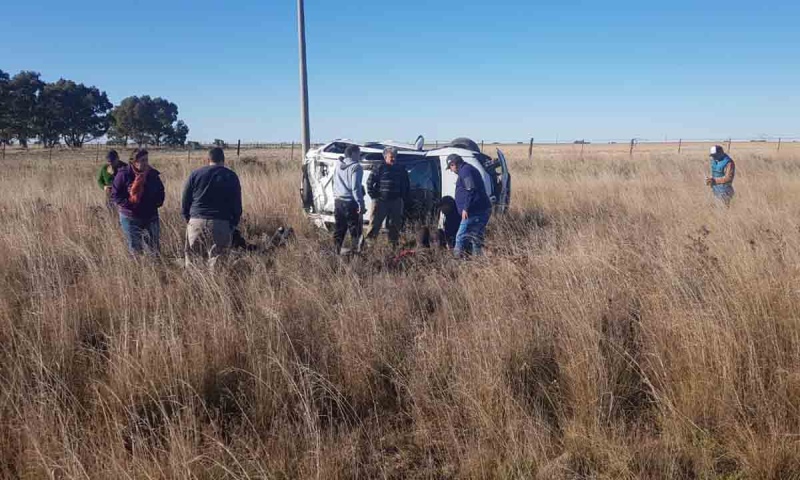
[1,143,799,478]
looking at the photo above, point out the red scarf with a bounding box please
[128,163,150,204]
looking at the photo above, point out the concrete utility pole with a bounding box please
[297,0,311,157]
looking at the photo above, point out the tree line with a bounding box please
[0,69,189,148]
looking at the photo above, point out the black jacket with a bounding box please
[367,163,410,202]
[181,165,243,227]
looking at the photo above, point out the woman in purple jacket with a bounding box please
[111,149,166,255]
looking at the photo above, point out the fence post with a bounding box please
[187,146,190,164]
[480,140,484,153]
[726,138,732,152]
[528,137,534,161]
[1,142,4,161]
[291,141,295,162]
[237,140,241,159]
[580,142,585,156]
[778,138,782,152]
[678,138,682,153]
[629,138,636,157]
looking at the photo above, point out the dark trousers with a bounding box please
[367,198,404,246]
[334,199,363,253]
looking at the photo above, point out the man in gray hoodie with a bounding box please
[333,145,366,254]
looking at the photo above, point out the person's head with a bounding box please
[106,150,120,166]
[446,153,464,173]
[208,147,225,165]
[131,149,149,170]
[384,146,398,165]
[439,196,457,216]
[710,145,725,160]
[345,144,361,161]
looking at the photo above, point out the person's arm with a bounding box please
[111,171,133,210]
[155,176,166,208]
[367,166,380,198]
[353,166,365,212]
[181,173,193,222]
[97,166,107,189]
[231,174,243,228]
[460,170,477,217]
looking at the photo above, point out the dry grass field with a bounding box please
[2,141,800,479]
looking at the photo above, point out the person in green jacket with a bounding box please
[97,150,126,209]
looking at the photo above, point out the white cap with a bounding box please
[710,146,721,155]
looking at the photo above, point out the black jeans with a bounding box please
[334,199,363,253]
[367,198,404,246]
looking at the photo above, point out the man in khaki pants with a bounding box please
[181,147,242,269]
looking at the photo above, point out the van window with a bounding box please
[406,160,436,192]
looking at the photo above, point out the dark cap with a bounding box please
[106,150,119,163]
[446,154,463,166]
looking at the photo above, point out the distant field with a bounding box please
[2,142,800,478]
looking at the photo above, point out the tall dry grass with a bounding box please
[2,142,800,478]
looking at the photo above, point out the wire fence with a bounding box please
[3,136,799,162]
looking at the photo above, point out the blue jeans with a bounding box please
[120,215,160,255]
[454,209,491,257]
[712,184,734,207]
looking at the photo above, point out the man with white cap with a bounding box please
[705,145,736,206]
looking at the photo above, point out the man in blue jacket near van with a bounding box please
[447,154,492,257]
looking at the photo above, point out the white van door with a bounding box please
[496,149,511,212]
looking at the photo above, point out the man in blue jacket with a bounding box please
[181,147,242,268]
[447,154,492,257]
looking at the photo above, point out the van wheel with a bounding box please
[449,137,481,153]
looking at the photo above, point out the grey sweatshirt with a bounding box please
[333,156,365,211]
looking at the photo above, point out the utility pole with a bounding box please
[297,0,311,157]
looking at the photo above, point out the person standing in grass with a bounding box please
[97,150,126,210]
[181,147,242,268]
[437,196,460,249]
[448,154,492,257]
[705,145,736,207]
[333,145,365,254]
[112,149,165,255]
[366,146,410,247]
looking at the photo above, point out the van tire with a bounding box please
[449,137,481,153]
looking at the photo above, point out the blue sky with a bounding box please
[2,0,799,143]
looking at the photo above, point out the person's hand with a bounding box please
[705,177,714,186]
[104,186,111,193]
[462,210,469,221]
